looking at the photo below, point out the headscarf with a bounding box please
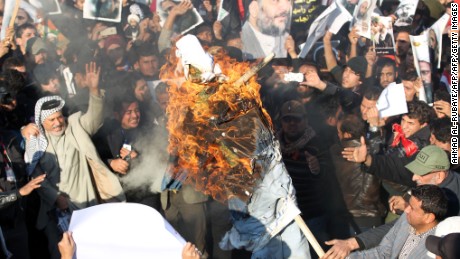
[25,95,65,175]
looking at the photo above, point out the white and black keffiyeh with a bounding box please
[25,95,65,175]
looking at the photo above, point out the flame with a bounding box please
[161,47,273,203]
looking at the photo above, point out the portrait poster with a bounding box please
[426,13,449,69]
[241,0,292,59]
[410,35,432,104]
[371,15,395,56]
[29,0,62,15]
[299,2,351,58]
[83,0,123,23]
[156,0,203,35]
[1,0,38,39]
[394,0,419,27]
[350,0,377,39]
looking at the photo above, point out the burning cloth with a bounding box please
[162,35,310,258]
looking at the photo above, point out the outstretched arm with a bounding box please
[79,62,104,136]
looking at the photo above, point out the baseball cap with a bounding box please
[26,37,47,55]
[347,56,368,79]
[280,100,306,118]
[426,233,460,259]
[405,145,450,176]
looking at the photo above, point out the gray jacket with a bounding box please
[349,214,434,259]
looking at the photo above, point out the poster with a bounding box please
[156,0,203,35]
[394,0,419,27]
[350,0,377,39]
[299,2,351,58]
[83,0,123,23]
[241,0,292,59]
[410,35,432,104]
[372,14,395,56]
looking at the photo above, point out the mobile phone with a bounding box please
[100,27,117,38]
[284,72,304,82]
[123,144,132,151]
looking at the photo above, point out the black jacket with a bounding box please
[365,125,431,190]
[0,131,27,224]
[330,139,386,218]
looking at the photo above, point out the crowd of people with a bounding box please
[0,0,459,258]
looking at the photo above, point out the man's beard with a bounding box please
[256,9,290,36]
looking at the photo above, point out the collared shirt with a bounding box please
[398,225,436,259]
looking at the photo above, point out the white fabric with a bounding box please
[25,95,65,175]
[175,34,223,83]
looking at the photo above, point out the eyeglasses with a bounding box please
[282,116,302,123]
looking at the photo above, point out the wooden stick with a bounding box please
[234,53,275,87]
[294,215,325,258]
[8,0,21,29]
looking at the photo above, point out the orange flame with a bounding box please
[161,48,273,203]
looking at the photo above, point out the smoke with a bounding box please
[118,126,170,194]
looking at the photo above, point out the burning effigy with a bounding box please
[161,35,312,258]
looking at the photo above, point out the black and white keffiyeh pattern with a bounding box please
[25,95,65,175]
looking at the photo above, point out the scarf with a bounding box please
[25,95,65,175]
[278,125,316,155]
[391,123,418,157]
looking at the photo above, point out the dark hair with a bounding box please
[128,43,158,64]
[400,67,418,81]
[394,25,411,36]
[363,86,383,101]
[126,72,145,91]
[14,23,37,38]
[411,185,448,222]
[224,32,240,43]
[430,118,451,144]
[434,90,451,103]
[2,57,25,71]
[318,95,341,121]
[375,57,396,83]
[298,61,320,75]
[406,100,434,125]
[338,114,366,139]
[113,93,138,114]
[2,69,25,94]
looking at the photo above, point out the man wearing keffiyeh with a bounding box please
[341,100,432,209]
[22,62,125,259]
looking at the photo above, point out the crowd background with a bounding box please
[0,0,459,258]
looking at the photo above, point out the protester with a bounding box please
[0,0,454,258]
[24,62,125,258]
[348,185,448,258]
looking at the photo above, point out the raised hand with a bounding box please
[342,136,367,163]
[85,62,101,96]
[19,174,46,196]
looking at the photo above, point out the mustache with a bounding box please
[274,12,289,19]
